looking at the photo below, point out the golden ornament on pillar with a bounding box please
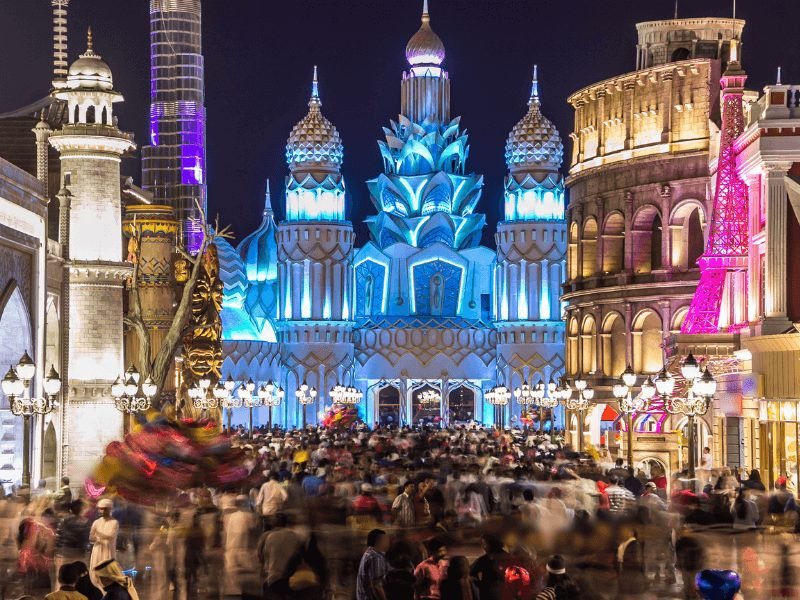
[174,257,189,283]
[182,243,224,383]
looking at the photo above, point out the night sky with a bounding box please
[2,0,799,246]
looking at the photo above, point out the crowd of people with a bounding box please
[2,424,796,600]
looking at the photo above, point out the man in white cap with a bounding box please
[89,498,118,588]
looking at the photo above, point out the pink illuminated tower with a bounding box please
[681,38,749,334]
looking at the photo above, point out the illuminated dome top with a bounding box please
[67,29,114,91]
[405,0,446,67]
[286,66,344,170]
[237,181,278,283]
[505,66,563,172]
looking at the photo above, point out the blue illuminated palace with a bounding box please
[218,3,567,428]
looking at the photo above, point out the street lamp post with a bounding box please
[235,378,258,436]
[217,376,239,432]
[655,354,716,485]
[539,379,560,433]
[565,378,594,453]
[111,365,157,416]
[486,385,511,428]
[612,365,655,468]
[259,380,285,430]
[1,352,61,487]
[513,381,534,430]
[296,382,318,428]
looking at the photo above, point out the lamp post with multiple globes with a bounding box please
[486,385,511,429]
[330,384,363,406]
[218,375,239,431]
[612,365,656,468]
[654,353,716,484]
[513,381,534,430]
[111,365,157,414]
[296,382,318,428]
[259,380,285,431]
[1,351,61,487]
[564,377,594,452]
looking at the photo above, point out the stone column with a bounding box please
[623,81,636,150]
[623,191,634,273]
[661,71,674,144]
[32,121,52,193]
[762,163,792,330]
[745,173,761,323]
[595,196,605,275]
[597,90,606,156]
[660,184,672,270]
[624,303,633,366]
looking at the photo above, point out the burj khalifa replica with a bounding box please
[142,0,207,253]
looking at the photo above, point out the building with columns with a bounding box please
[218,3,567,429]
[562,17,744,467]
[732,83,800,489]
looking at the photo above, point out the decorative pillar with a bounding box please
[623,191,634,272]
[762,162,793,329]
[660,184,672,270]
[32,121,52,193]
[661,71,674,144]
[745,173,761,323]
[595,196,605,275]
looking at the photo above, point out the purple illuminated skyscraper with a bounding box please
[142,0,207,253]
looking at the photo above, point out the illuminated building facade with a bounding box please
[141,0,207,253]
[720,81,800,489]
[218,3,567,428]
[562,17,743,469]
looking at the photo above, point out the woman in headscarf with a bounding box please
[93,559,139,600]
[89,499,118,589]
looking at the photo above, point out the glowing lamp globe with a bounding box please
[43,365,62,396]
[621,365,636,388]
[16,351,36,381]
[141,377,157,399]
[681,353,700,381]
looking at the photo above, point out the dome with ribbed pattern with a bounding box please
[505,67,563,172]
[285,67,344,171]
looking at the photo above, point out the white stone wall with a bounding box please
[60,154,122,263]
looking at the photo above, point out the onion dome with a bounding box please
[505,66,563,172]
[285,66,344,171]
[405,0,445,67]
[67,28,114,91]
[237,181,278,283]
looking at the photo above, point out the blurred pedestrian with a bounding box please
[46,562,87,600]
[357,529,390,600]
[439,556,479,600]
[88,499,118,589]
[414,538,448,599]
[93,559,139,600]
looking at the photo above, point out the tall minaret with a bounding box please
[51,0,70,89]
[142,0,207,254]
[276,67,355,427]
[495,67,567,425]
[49,31,135,481]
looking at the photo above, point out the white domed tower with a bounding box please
[495,67,567,424]
[276,67,355,427]
[49,30,134,481]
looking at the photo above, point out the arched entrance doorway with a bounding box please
[42,422,57,485]
[377,385,401,427]
[678,416,712,472]
[448,385,475,424]
[0,283,32,492]
[412,384,441,426]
